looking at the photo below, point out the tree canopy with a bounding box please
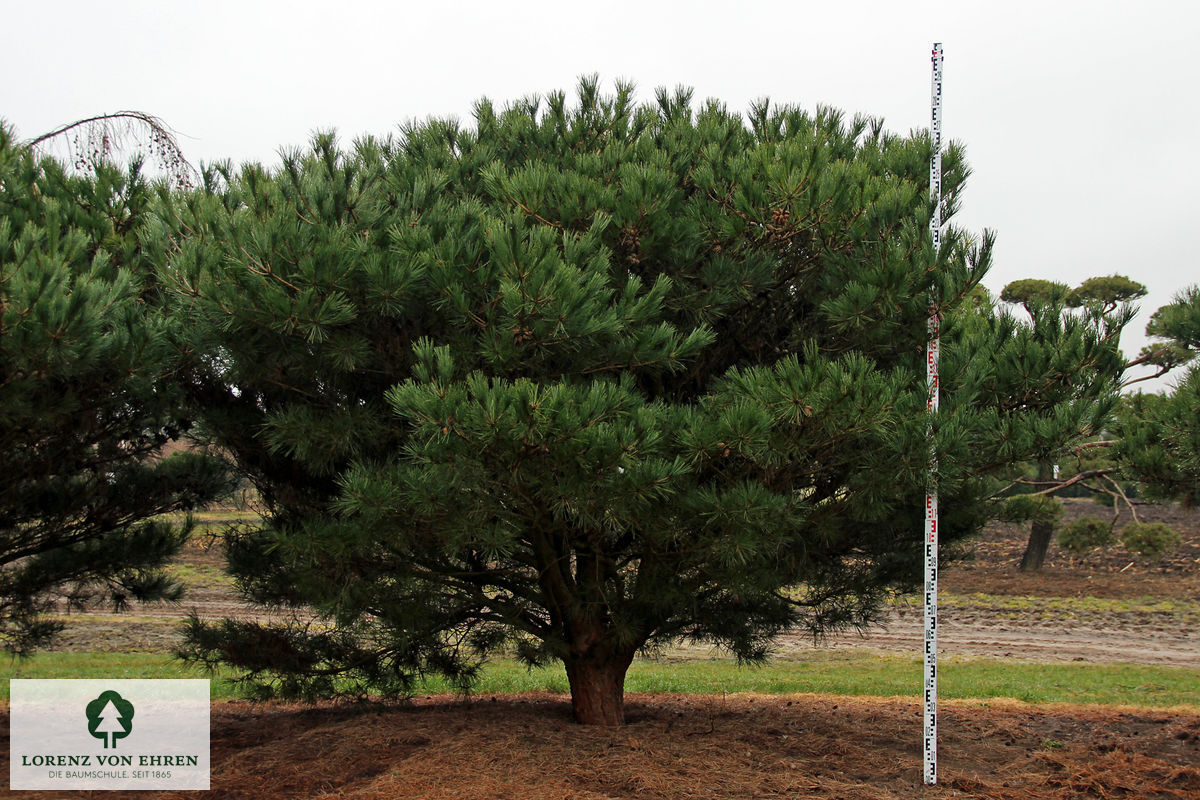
[153,80,1123,724]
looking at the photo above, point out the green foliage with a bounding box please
[1117,376,1200,506]
[153,79,1108,720]
[1056,516,1114,554]
[998,494,1063,525]
[992,274,1142,570]
[983,280,1130,467]
[1067,275,1147,312]
[999,279,1069,311]
[0,124,232,654]
[1146,285,1200,352]
[1115,285,1200,504]
[1118,522,1181,559]
[1135,341,1195,373]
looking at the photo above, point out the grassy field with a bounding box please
[4,650,1198,709]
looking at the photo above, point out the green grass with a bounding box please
[0,653,243,700]
[431,655,1200,709]
[157,509,262,539]
[166,562,236,589]
[3,651,1196,709]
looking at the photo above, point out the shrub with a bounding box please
[1119,522,1181,559]
[998,494,1064,525]
[1057,516,1114,554]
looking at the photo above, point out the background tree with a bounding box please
[162,80,1089,725]
[1115,286,1200,504]
[0,125,231,654]
[992,276,1141,570]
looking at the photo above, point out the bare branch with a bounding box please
[1019,469,1114,497]
[26,110,197,189]
[1120,365,1175,389]
[1100,473,1142,524]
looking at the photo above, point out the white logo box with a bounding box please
[10,679,209,791]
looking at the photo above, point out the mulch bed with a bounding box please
[6,694,1196,799]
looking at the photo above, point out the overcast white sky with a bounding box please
[5,0,1196,389]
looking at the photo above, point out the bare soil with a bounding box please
[810,602,1200,667]
[947,499,1200,596]
[812,500,1200,668]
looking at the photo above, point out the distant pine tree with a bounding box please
[993,276,1143,570]
[990,278,1200,564]
[1116,286,1200,505]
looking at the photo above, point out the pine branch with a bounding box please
[1099,473,1143,524]
[1022,469,1113,496]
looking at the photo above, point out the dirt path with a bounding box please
[653,601,1200,668]
[811,606,1200,667]
[56,581,1200,668]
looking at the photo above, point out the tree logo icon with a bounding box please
[85,690,134,749]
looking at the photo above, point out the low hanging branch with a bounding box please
[987,469,1108,501]
[991,465,1146,527]
[26,110,197,189]
[1022,469,1114,497]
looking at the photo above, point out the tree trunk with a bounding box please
[1019,518,1054,571]
[1019,461,1055,571]
[564,650,635,726]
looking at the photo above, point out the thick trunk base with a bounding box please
[565,653,633,726]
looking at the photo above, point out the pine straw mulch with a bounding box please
[11,693,1189,800]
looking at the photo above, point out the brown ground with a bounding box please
[5,500,1199,799]
[947,499,1200,596]
[670,500,1200,668]
[2,695,1198,799]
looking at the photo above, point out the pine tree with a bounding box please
[992,276,1143,570]
[1115,286,1200,504]
[163,80,1087,724]
[0,125,231,654]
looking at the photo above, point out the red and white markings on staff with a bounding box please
[924,41,944,788]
